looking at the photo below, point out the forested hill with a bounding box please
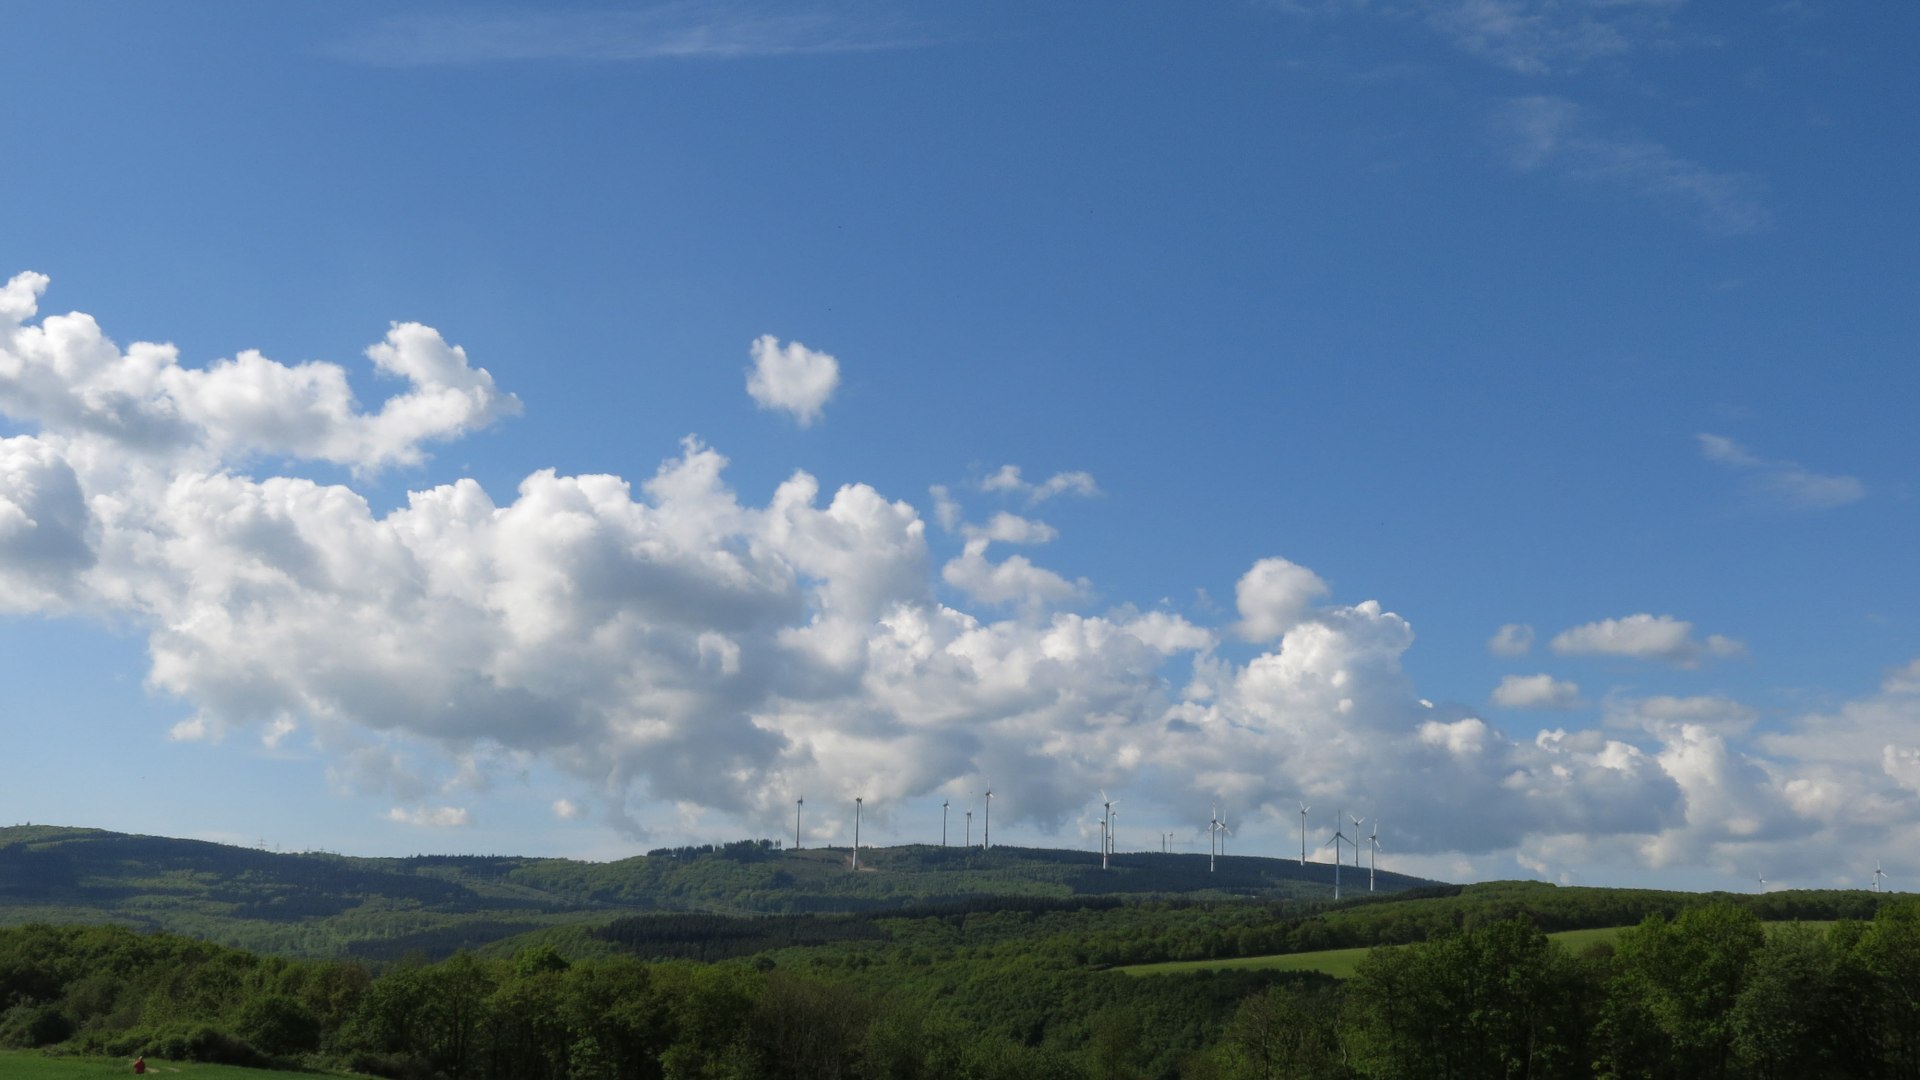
[0,824,1436,960]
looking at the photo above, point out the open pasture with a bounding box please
[0,1052,367,1079]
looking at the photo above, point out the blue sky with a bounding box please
[1,1,1915,890]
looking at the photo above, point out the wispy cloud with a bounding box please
[1274,0,1684,76]
[1697,433,1866,510]
[1495,96,1772,234]
[326,4,922,67]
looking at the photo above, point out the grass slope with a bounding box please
[0,1051,368,1078]
[1120,921,1841,978]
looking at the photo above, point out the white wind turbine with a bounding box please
[1299,803,1311,866]
[941,799,949,847]
[1350,813,1365,870]
[852,796,864,871]
[1368,821,1381,892]
[1208,804,1220,873]
[794,797,804,850]
[1216,814,1231,862]
[1325,810,1352,900]
[1874,861,1890,892]
[983,789,993,850]
[1099,791,1117,871]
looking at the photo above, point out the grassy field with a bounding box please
[1119,921,1836,979]
[0,1052,368,1078]
[1119,927,1634,978]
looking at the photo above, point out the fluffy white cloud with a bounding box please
[1698,433,1866,510]
[0,272,519,475]
[1492,673,1582,710]
[0,436,94,610]
[1234,557,1331,643]
[1549,614,1744,668]
[1488,622,1534,657]
[941,538,1088,610]
[745,335,839,427]
[8,272,1920,884]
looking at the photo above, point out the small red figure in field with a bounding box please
[133,1057,146,1074]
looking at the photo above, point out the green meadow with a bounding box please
[0,1053,366,1079]
[1119,921,1835,978]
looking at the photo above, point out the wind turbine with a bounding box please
[1875,861,1889,892]
[1208,804,1220,873]
[794,797,803,850]
[1216,814,1231,862]
[1325,811,1352,900]
[852,796,863,871]
[1299,803,1311,866]
[983,789,993,850]
[941,799,949,848]
[1368,821,1381,892]
[1350,813,1365,870]
[965,806,973,847]
[1100,791,1117,870]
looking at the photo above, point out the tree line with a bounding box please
[5,896,1920,1078]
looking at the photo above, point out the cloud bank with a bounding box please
[3,271,1914,886]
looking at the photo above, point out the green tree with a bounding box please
[1598,903,1763,1080]
[1346,916,1584,1080]
[1729,922,1841,1080]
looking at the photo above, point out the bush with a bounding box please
[0,1002,74,1048]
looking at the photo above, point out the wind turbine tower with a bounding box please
[941,799,949,847]
[1368,821,1381,892]
[1299,803,1311,866]
[852,796,863,871]
[1208,804,1220,873]
[795,797,803,850]
[983,790,993,850]
[965,808,972,847]
[1325,811,1351,901]
[1351,814,1365,870]
[1100,792,1115,870]
[1875,861,1889,892]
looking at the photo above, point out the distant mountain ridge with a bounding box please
[0,823,1439,960]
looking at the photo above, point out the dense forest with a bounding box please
[3,882,1917,1079]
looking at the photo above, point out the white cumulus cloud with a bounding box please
[1549,613,1745,668]
[1234,557,1331,643]
[1492,673,1582,710]
[10,271,1920,885]
[746,335,840,427]
[1488,622,1534,657]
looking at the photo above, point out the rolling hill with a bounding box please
[0,824,1438,961]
